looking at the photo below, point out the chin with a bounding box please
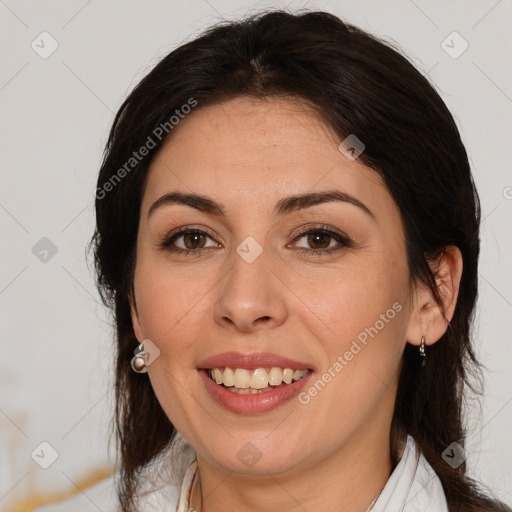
[201,438,304,476]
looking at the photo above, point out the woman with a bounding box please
[37,9,510,512]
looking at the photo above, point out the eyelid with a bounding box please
[161,224,220,243]
[286,223,350,242]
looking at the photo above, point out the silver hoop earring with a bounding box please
[419,336,426,367]
[130,343,147,373]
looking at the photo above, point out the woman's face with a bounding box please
[130,96,417,476]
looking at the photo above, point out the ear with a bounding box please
[405,245,463,348]
[129,289,144,342]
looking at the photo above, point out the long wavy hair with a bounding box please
[89,9,510,512]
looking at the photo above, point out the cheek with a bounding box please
[133,256,218,361]
[297,255,407,383]
[290,255,407,348]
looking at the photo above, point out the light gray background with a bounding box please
[1,0,511,509]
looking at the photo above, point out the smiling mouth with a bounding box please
[207,367,311,394]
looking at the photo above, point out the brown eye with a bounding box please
[291,226,353,256]
[160,229,219,254]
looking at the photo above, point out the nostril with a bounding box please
[253,316,273,329]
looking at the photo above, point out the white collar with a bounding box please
[372,434,448,511]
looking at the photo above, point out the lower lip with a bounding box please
[198,369,312,415]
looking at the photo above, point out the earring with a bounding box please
[130,343,148,373]
[419,336,426,367]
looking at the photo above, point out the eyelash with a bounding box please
[159,224,352,257]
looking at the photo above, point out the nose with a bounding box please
[213,251,288,333]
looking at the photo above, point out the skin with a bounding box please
[130,96,462,512]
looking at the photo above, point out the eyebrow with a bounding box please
[148,190,375,220]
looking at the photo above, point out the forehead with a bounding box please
[142,96,388,216]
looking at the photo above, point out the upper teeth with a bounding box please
[209,367,309,389]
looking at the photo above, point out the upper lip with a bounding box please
[196,352,314,371]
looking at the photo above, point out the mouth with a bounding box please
[206,366,312,394]
[196,351,315,414]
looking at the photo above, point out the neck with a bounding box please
[190,423,393,512]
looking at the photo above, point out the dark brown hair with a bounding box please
[90,9,510,512]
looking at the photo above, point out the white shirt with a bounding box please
[34,434,448,511]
